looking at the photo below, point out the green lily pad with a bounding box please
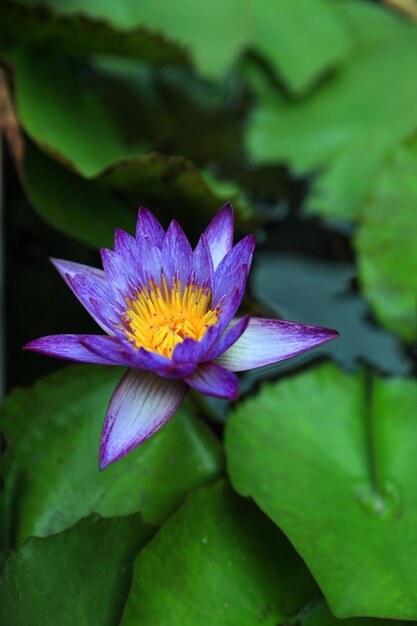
[7,40,245,177]
[251,0,352,94]
[24,141,133,249]
[23,141,251,249]
[226,363,417,619]
[0,513,155,626]
[0,1,188,64]
[355,144,417,343]
[12,0,351,93]
[1,364,223,549]
[8,47,150,177]
[246,3,417,220]
[120,480,319,625]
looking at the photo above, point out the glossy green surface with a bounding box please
[1,365,223,548]
[0,514,155,626]
[226,363,417,619]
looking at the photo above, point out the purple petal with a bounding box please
[114,229,141,277]
[212,235,255,305]
[23,334,119,365]
[100,247,143,310]
[184,362,239,400]
[215,317,339,371]
[139,241,164,288]
[192,234,214,288]
[99,369,188,469]
[162,220,193,285]
[213,265,249,336]
[51,258,106,284]
[67,273,118,333]
[101,248,137,302]
[82,336,196,378]
[136,207,165,248]
[204,203,234,270]
[203,316,249,361]
[51,258,114,334]
[80,335,140,367]
[171,326,219,366]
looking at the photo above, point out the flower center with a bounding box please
[123,278,220,358]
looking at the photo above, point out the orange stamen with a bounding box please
[123,277,220,358]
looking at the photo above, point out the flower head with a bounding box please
[25,204,339,468]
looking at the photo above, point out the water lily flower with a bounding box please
[25,204,338,468]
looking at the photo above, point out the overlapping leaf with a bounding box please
[23,142,132,249]
[245,2,417,220]
[23,142,250,249]
[120,481,320,626]
[226,363,417,619]
[8,48,149,176]
[120,480,412,625]
[0,514,155,626]
[0,0,188,63]
[8,48,244,176]
[0,365,223,549]
[8,0,352,92]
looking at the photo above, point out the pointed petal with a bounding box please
[99,369,188,469]
[114,229,141,277]
[213,266,249,336]
[51,258,114,334]
[204,203,234,270]
[192,234,214,288]
[82,336,195,378]
[216,318,339,372]
[101,248,138,302]
[162,220,193,285]
[67,273,118,333]
[184,362,239,400]
[51,258,106,284]
[80,335,140,367]
[203,316,249,361]
[136,206,165,248]
[139,240,164,288]
[213,235,255,304]
[23,334,119,365]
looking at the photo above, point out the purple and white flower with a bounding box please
[25,204,339,468]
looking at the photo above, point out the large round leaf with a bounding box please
[355,144,417,343]
[0,513,155,626]
[120,480,319,625]
[1,364,223,549]
[226,363,417,619]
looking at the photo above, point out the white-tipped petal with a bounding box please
[99,369,188,469]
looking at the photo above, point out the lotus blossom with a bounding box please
[25,204,339,468]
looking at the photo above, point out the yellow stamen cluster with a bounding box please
[123,277,220,358]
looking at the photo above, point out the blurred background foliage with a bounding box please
[1,0,417,624]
